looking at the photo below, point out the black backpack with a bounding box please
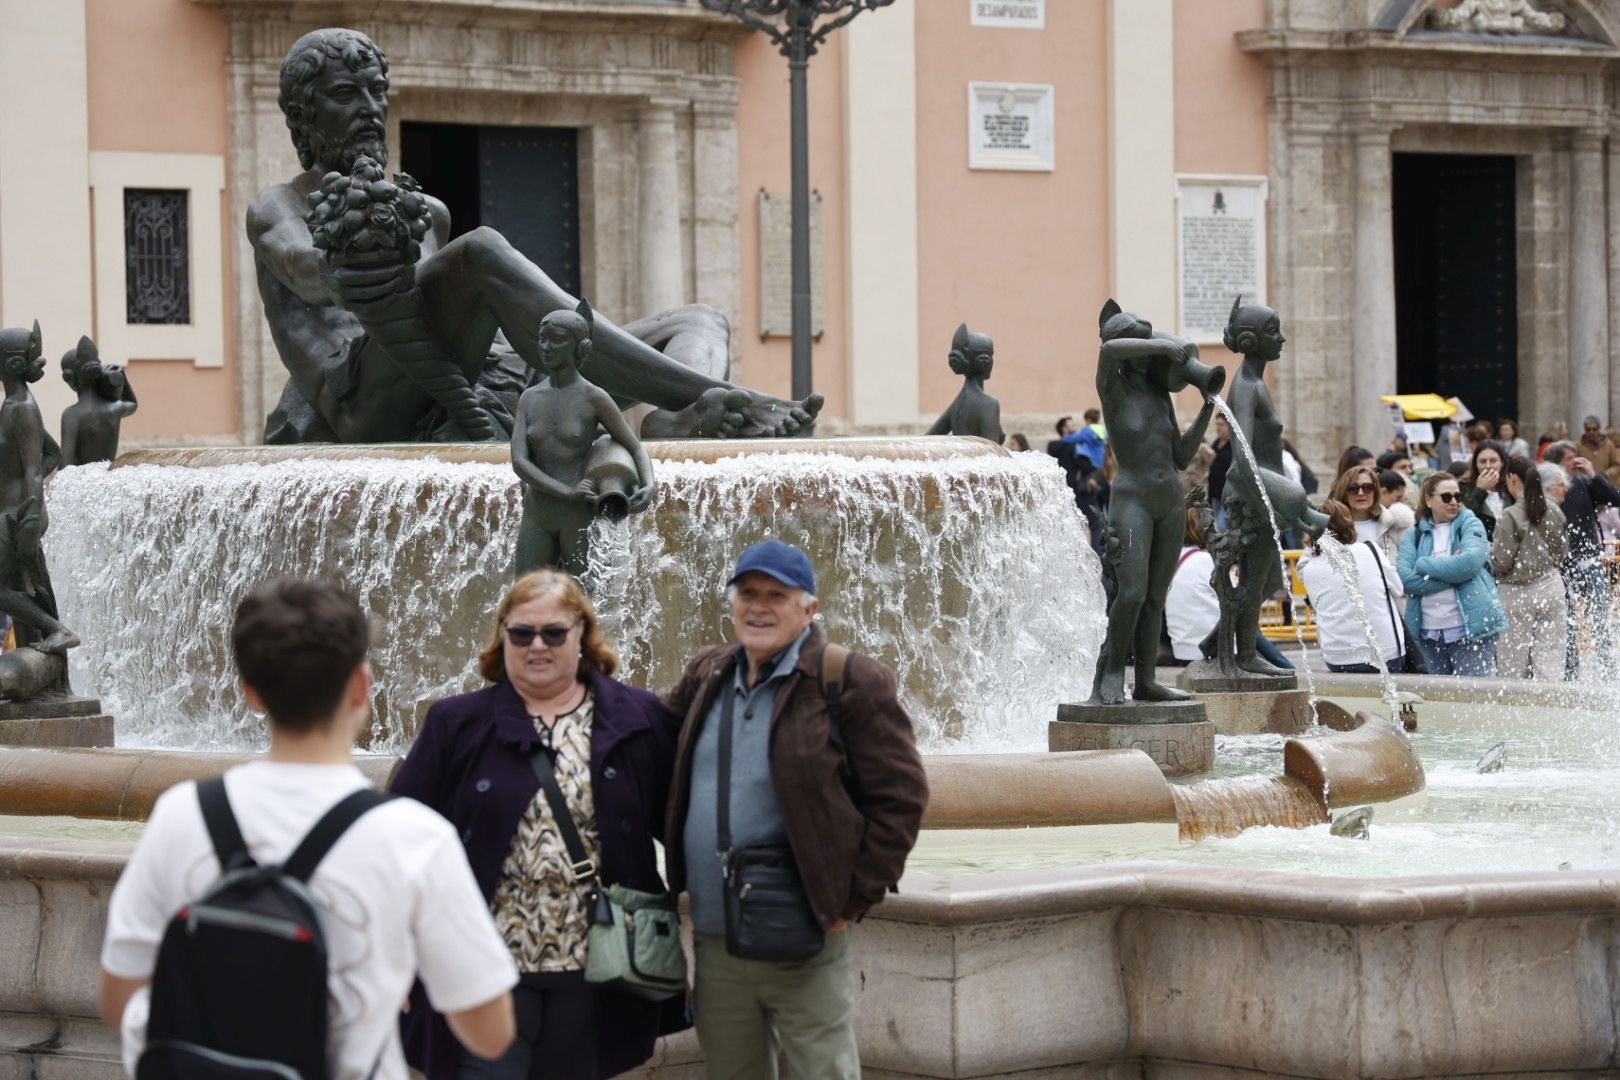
[137,777,393,1080]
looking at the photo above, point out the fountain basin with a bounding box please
[4,839,1617,1079]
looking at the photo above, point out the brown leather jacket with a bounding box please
[662,625,928,926]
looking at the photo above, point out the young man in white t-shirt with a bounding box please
[99,577,519,1077]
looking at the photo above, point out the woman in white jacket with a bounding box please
[1298,498,1409,673]
[1331,464,1414,566]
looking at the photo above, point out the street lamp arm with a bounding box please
[699,0,793,49]
[803,0,895,52]
[700,0,896,59]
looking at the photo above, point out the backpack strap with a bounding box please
[820,643,852,757]
[282,788,395,884]
[196,776,254,873]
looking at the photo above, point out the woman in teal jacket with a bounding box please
[1397,471,1508,676]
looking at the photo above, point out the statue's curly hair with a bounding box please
[278,28,389,170]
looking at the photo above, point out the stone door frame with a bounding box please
[198,0,747,444]
[1240,0,1620,463]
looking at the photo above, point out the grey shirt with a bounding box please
[682,626,812,935]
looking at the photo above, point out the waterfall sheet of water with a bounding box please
[1171,775,1327,841]
[47,451,1105,754]
[1313,534,1401,720]
[1208,396,1320,715]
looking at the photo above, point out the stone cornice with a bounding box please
[1239,26,1619,62]
[191,0,753,43]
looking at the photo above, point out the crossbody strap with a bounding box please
[283,788,395,883]
[1364,541,1406,653]
[196,777,254,873]
[715,664,738,870]
[528,745,598,884]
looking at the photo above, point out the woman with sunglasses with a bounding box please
[1329,464,1412,566]
[392,570,680,1080]
[1296,499,1407,673]
[1397,472,1508,676]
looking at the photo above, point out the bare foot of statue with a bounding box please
[642,388,824,439]
[1133,678,1193,702]
[1237,653,1292,677]
[38,630,81,654]
[1093,669,1128,705]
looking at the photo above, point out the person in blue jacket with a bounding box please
[1397,471,1508,676]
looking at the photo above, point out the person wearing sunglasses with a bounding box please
[1329,464,1412,568]
[391,570,680,1080]
[1396,472,1507,676]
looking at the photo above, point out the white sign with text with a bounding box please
[968,83,1055,172]
[971,0,1045,30]
[1177,176,1268,342]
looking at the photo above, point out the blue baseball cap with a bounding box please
[728,539,816,595]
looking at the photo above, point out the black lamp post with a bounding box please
[700,0,895,400]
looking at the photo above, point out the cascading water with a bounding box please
[1312,534,1401,720]
[46,444,1105,754]
[1209,396,1320,711]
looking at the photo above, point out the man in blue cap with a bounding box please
[662,539,927,1080]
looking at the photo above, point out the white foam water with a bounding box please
[46,450,1105,754]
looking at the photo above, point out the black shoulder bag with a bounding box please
[717,645,851,963]
[1365,540,1426,674]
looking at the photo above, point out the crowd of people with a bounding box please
[1010,411,1620,682]
[99,543,928,1080]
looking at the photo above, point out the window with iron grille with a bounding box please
[124,188,190,324]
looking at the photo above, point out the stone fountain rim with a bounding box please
[0,836,1612,929]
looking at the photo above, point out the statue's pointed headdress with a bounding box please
[951,322,972,353]
[27,321,40,363]
[575,299,594,336]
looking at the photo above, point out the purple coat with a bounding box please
[389,668,682,1079]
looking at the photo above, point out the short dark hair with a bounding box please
[279,28,389,170]
[1375,451,1409,471]
[232,578,370,733]
[1055,415,1073,435]
[1083,408,1101,424]
[1379,468,1406,492]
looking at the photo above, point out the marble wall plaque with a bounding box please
[757,190,825,339]
[1177,176,1268,342]
[968,83,1055,172]
[971,0,1045,30]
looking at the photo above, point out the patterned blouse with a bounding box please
[490,690,599,973]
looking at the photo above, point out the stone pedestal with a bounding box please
[0,696,113,748]
[1191,687,1314,736]
[1177,659,1299,693]
[1050,701,1214,777]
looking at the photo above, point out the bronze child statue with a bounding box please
[60,337,138,466]
[0,323,80,698]
[1089,300,1223,706]
[1213,296,1329,676]
[926,323,1004,443]
[511,300,655,577]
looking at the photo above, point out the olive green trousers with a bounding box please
[692,931,860,1080]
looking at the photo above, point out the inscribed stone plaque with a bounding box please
[971,0,1045,29]
[968,83,1054,172]
[1177,177,1267,342]
[757,190,825,340]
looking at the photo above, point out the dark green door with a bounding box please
[400,122,581,297]
[1392,153,1518,422]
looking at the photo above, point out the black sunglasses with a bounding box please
[504,622,575,648]
[1434,491,1461,504]
[1345,483,1376,495]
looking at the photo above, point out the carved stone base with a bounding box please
[0,696,113,748]
[1191,687,1314,737]
[1177,658,1300,693]
[1051,701,1214,777]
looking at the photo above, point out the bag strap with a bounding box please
[282,788,395,884]
[715,663,738,869]
[1364,541,1406,654]
[528,746,597,885]
[196,777,254,873]
[820,643,852,757]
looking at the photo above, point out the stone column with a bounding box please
[1352,128,1397,450]
[1571,130,1612,430]
[635,99,686,317]
[691,101,741,375]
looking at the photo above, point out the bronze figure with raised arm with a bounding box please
[1089,300,1224,706]
[249,28,822,444]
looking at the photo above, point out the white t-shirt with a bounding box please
[1299,542,1405,666]
[1353,519,1379,544]
[101,761,518,1079]
[1419,521,1464,631]
[1166,547,1221,662]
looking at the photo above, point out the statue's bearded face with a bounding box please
[305,55,390,173]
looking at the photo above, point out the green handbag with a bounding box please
[583,885,686,1001]
[528,748,687,1002]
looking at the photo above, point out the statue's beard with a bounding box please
[309,124,388,174]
